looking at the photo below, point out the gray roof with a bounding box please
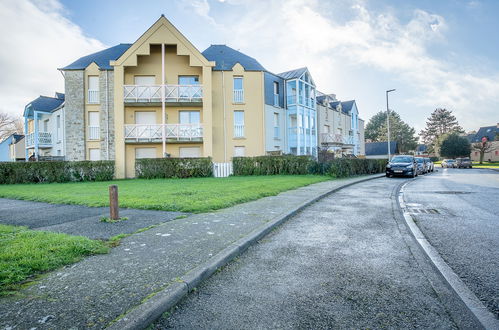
[24,93,64,117]
[341,100,355,113]
[61,44,132,70]
[365,141,398,156]
[278,67,307,80]
[202,45,266,71]
[469,125,499,143]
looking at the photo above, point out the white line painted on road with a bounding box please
[398,181,499,330]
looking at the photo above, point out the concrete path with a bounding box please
[153,177,465,329]
[0,198,184,239]
[0,174,381,330]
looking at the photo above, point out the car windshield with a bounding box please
[391,156,412,163]
[448,160,456,163]
[416,158,424,163]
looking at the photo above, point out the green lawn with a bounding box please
[0,175,330,213]
[472,162,499,168]
[0,224,108,295]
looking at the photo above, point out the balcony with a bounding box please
[320,133,354,146]
[123,85,202,105]
[26,132,52,148]
[124,124,203,142]
[233,89,244,103]
[88,90,99,104]
[234,124,245,138]
[87,126,100,140]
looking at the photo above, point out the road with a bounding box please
[152,177,464,329]
[403,167,499,318]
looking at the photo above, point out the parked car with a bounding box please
[427,159,434,172]
[441,159,457,168]
[386,155,418,178]
[456,157,472,168]
[415,157,428,175]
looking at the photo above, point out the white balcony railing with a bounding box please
[321,133,354,145]
[124,124,203,141]
[123,85,203,103]
[88,90,99,104]
[233,89,244,103]
[234,124,245,138]
[88,126,100,140]
[26,132,52,147]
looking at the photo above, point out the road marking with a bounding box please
[398,181,499,330]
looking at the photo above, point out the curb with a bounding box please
[397,181,499,330]
[107,174,384,330]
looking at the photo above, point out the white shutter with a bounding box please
[135,112,156,125]
[135,147,157,159]
[89,112,99,126]
[89,148,100,161]
[88,76,99,90]
[134,76,155,85]
[179,147,201,158]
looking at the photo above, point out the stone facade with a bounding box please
[64,70,86,161]
[99,70,115,160]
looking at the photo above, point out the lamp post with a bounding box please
[386,89,396,160]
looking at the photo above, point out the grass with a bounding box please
[0,224,108,295]
[472,161,499,168]
[0,175,330,213]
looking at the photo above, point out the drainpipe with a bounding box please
[222,70,227,162]
[24,115,29,161]
[34,111,39,160]
[161,43,166,157]
[106,70,110,160]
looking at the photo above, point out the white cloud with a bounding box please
[0,0,104,117]
[183,0,498,131]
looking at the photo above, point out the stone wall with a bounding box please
[100,70,115,160]
[64,70,85,161]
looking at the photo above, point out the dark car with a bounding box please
[386,155,418,178]
[456,157,472,168]
[415,157,429,175]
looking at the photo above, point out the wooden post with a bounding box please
[109,185,119,220]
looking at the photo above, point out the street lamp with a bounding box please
[386,89,396,160]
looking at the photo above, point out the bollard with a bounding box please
[109,185,119,220]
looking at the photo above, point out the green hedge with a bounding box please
[233,155,312,175]
[233,155,386,178]
[136,157,213,179]
[0,161,114,184]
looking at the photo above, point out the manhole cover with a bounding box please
[434,191,472,195]
[408,208,440,214]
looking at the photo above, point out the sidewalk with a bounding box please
[0,174,382,329]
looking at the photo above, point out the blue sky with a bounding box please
[1,0,497,134]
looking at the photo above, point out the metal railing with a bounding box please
[320,133,355,145]
[88,126,100,140]
[88,90,99,104]
[124,124,203,141]
[233,89,244,103]
[26,132,52,147]
[234,124,245,138]
[123,85,203,103]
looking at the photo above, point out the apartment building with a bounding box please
[23,93,65,160]
[316,93,364,157]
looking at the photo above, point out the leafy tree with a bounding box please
[420,108,463,153]
[365,111,418,153]
[439,133,471,158]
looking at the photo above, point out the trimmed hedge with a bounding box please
[136,157,213,179]
[233,155,386,178]
[233,155,312,175]
[0,161,114,184]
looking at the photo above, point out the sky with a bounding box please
[0,0,498,135]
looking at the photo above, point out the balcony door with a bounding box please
[134,112,158,139]
[179,111,200,124]
[135,112,156,125]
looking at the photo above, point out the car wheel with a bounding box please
[386,173,391,178]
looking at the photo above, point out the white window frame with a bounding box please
[88,76,99,104]
[234,110,245,138]
[233,77,244,103]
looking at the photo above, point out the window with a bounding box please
[135,147,156,159]
[233,77,244,103]
[178,76,200,98]
[323,125,330,133]
[178,76,199,85]
[88,112,100,140]
[43,119,49,132]
[234,146,245,157]
[234,111,244,138]
[135,112,156,125]
[88,76,99,104]
[273,113,280,139]
[273,82,279,106]
[134,76,156,101]
[179,147,201,158]
[179,111,200,124]
[89,148,100,161]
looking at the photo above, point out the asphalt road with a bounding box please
[153,177,460,329]
[403,168,499,318]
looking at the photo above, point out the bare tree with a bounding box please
[472,140,497,164]
[0,112,23,142]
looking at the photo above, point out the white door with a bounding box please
[135,147,157,159]
[179,147,201,158]
[89,148,100,161]
[134,76,156,100]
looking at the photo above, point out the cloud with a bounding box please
[0,0,104,117]
[182,0,498,131]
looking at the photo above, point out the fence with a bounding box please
[213,162,233,178]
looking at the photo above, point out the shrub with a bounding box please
[0,161,114,184]
[136,157,213,179]
[233,155,312,175]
